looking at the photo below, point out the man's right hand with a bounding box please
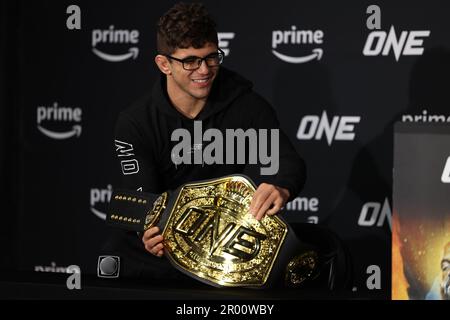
[142,226,164,257]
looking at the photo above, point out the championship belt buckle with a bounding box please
[107,175,319,288]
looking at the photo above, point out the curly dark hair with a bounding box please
[157,2,218,55]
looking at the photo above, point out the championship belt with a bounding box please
[107,175,319,288]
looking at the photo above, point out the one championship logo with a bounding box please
[363,5,430,61]
[92,25,139,62]
[37,102,82,140]
[296,111,361,145]
[163,177,287,287]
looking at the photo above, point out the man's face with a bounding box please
[166,42,220,101]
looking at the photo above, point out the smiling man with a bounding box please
[156,42,220,118]
[109,2,306,281]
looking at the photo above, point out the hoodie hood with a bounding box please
[152,67,253,121]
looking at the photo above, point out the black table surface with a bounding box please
[0,271,386,300]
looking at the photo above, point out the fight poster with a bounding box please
[393,123,450,300]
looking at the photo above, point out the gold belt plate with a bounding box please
[162,176,288,287]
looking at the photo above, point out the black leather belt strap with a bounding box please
[106,189,160,232]
[106,175,319,288]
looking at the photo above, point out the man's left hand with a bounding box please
[249,183,290,221]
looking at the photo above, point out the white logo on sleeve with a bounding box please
[37,102,82,140]
[115,140,140,175]
[92,25,139,62]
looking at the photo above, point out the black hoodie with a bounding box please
[107,67,306,281]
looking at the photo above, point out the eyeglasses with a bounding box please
[165,48,225,71]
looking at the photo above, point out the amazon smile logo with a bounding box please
[37,102,82,140]
[92,25,139,62]
[272,26,324,63]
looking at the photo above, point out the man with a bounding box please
[110,2,306,281]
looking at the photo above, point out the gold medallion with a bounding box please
[144,192,168,231]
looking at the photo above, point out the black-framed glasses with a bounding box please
[165,48,225,71]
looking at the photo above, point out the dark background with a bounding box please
[1,0,450,299]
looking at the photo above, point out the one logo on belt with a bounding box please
[272,26,323,63]
[90,185,112,220]
[163,178,287,286]
[363,5,430,61]
[175,207,267,262]
[92,25,139,62]
[442,157,450,183]
[37,102,82,140]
